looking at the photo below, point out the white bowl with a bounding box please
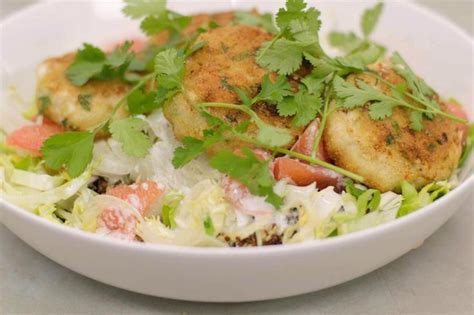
[0,0,473,302]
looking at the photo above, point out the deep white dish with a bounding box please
[0,0,472,302]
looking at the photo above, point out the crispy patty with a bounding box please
[36,53,129,131]
[164,24,303,152]
[324,65,464,192]
[149,11,236,46]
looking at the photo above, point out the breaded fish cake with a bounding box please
[150,12,236,46]
[164,24,303,151]
[324,66,464,192]
[36,53,129,131]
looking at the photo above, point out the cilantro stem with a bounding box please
[233,134,365,183]
[198,103,365,182]
[311,74,335,158]
[92,72,156,133]
[365,71,468,124]
[198,102,266,128]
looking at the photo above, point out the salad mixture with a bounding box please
[0,0,472,247]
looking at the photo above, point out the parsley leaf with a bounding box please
[41,132,94,177]
[361,2,384,38]
[109,117,152,158]
[66,42,134,86]
[209,148,283,208]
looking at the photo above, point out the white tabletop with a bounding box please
[1,1,473,314]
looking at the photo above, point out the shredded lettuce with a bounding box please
[35,204,62,224]
[338,192,402,234]
[0,164,92,211]
[398,181,452,217]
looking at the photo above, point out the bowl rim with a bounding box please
[0,0,473,256]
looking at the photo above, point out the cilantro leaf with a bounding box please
[361,2,384,38]
[276,0,309,31]
[235,12,278,34]
[152,48,186,106]
[65,44,106,86]
[333,76,394,109]
[328,32,363,54]
[66,42,134,86]
[391,52,434,98]
[209,148,283,208]
[172,128,224,168]
[258,0,324,75]
[253,74,293,104]
[257,39,307,75]
[122,0,166,19]
[140,11,191,36]
[127,88,161,115]
[233,87,252,107]
[155,48,185,90]
[41,131,94,178]
[277,86,322,127]
[255,123,293,147]
[409,111,424,131]
[109,117,152,158]
[368,101,394,120]
[123,0,190,36]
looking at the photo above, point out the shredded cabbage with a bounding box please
[0,164,92,211]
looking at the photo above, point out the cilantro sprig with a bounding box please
[66,42,135,86]
[123,0,191,36]
[209,148,283,208]
[235,12,278,34]
[328,2,386,66]
[333,74,467,130]
[41,48,185,177]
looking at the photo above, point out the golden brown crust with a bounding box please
[164,24,303,152]
[324,66,463,192]
[36,53,129,131]
[149,12,237,46]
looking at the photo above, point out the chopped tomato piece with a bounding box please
[96,207,137,241]
[223,177,273,216]
[291,118,328,161]
[106,180,163,215]
[273,157,343,191]
[6,120,64,156]
[445,102,469,143]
